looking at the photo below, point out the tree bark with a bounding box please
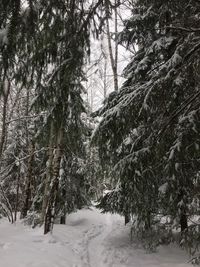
[103,57,108,99]
[105,1,118,92]
[0,79,10,159]
[60,187,67,224]
[21,142,35,218]
[124,212,130,225]
[60,215,66,225]
[14,165,21,221]
[145,211,151,230]
[44,125,63,234]
[180,211,188,233]
[0,79,13,223]
[41,122,55,224]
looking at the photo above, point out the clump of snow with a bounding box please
[0,28,8,46]
[159,182,168,194]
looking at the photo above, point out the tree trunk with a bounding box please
[178,190,188,233]
[0,79,10,159]
[124,206,130,225]
[180,211,188,233]
[105,1,118,92]
[41,122,55,224]
[145,211,151,230]
[103,57,108,99]
[44,126,63,234]
[21,142,35,218]
[14,165,21,221]
[124,212,130,225]
[60,215,66,225]
[113,0,118,91]
[60,187,67,224]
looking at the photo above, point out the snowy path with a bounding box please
[0,208,191,267]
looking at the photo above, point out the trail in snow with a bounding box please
[76,213,114,267]
[0,208,191,267]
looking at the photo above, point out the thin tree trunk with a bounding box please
[60,187,67,224]
[60,216,66,224]
[145,211,151,230]
[0,79,10,159]
[0,79,13,223]
[21,142,35,218]
[44,125,63,234]
[180,211,188,233]
[178,190,188,233]
[106,1,118,92]
[114,1,118,91]
[103,58,108,99]
[60,206,66,225]
[124,212,130,225]
[14,165,21,221]
[41,122,55,224]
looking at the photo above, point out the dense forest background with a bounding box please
[0,0,199,264]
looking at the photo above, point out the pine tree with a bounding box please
[93,0,200,248]
[27,0,110,234]
[0,0,111,234]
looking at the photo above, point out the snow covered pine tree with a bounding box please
[0,0,111,234]
[93,0,200,253]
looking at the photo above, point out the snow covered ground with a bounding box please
[0,208,191,267]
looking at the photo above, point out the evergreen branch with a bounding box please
[158,90,200,139]
[78,0,103,34]
[188,218,200,226]
[12,147,48,163]
[157,41,200,139]
[184,41,200,61]
[47,58,72,86]
[5,114,42,125]
[188,255,200,264]
[166,26,200,33]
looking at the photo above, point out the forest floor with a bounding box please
[0,207,191,267]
